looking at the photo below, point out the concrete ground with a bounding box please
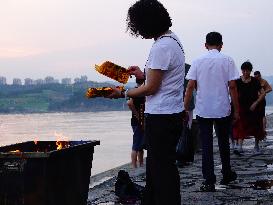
[88,114,273,205]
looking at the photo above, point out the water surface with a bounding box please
[0,106,272,175]
[0,111,133,175]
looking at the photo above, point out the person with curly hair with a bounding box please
[108,0,185,204]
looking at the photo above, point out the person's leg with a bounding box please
[263,116,267,131]
[214,116,232,174]
[228,119,235,150]
[143,113,182,205]
[132,124,144,168]
[131,150,137,168]
[143,115,155,205]
[237,138,244,152]
[263,115,267,141]
[197,116,216,185]
[137,150,144,167]
[215,116,237,184]
[131,125,139,168]
[254,138,261,152]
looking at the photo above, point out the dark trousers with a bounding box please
[143,113,183,205]
[197,115,231,184]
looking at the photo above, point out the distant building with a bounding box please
[45,76,55,84]
[80,75,88,83]
[24,78,34,86]
[13,78,22,85]
[35,79,45,85]
[74,77,80,84]
[61,78,71,85]
[0,76,7,85]
[74,76,88,84]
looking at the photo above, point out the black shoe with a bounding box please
[200,182,215,192]
[220,171,237,185]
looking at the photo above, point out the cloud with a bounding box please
[0,0,273,81]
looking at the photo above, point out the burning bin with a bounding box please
[0,140,100,205]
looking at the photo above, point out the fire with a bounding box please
[54,132,70,150]
[9,150,20,153]
[56,141,69,150]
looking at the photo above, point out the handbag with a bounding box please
[115,170,144,203]
[176,122,194,163]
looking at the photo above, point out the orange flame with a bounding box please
[54,132,70,150]
[56,141,69,150]
[9,150,20,153]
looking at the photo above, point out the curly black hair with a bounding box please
[126,0,172,39]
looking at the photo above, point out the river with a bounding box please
[0,111,133,175]
[0,107,273,175]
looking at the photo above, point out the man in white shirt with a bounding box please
[184,32,240,192]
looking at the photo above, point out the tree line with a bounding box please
[0,81,272,114]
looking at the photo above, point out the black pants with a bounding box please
[143,113,183,205]
[197,115,232,184]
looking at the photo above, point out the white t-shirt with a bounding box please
[144,32,185,114]
[186,49,239,118]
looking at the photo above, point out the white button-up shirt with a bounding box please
[186,49,239,118]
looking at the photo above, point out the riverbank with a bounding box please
[88,113,273,204]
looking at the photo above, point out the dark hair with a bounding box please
[254,71,261,76]
[241,61,253,71]
[206,32,223,46]
[126,0,172,39]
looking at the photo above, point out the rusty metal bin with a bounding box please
[0,140,100,205]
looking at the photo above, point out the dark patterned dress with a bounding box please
[233,77,265,140]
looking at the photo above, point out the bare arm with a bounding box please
[264,80,272,94]
[127,98,137,114]
[250,87,266,111]
[107,68,163,99]
[127,69,163,98]
[127,98,139,120]
[184,80,196,111]
[228,80,239,121]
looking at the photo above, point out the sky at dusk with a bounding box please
[1,0,273,83]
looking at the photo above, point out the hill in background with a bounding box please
[0,81,129,114]
[0,77,272,114]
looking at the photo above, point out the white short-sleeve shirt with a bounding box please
[186,49,239,118]
[144,32,185,114]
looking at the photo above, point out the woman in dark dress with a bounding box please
[233,61,266,153]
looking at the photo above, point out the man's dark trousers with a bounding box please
[197,115,231,184]
[143,113,183,205]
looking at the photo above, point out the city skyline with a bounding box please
[0,75,89,85]
[1,0,273,83]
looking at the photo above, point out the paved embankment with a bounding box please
[88,114,273,205]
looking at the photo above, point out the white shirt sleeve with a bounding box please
[186,61,197,80]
